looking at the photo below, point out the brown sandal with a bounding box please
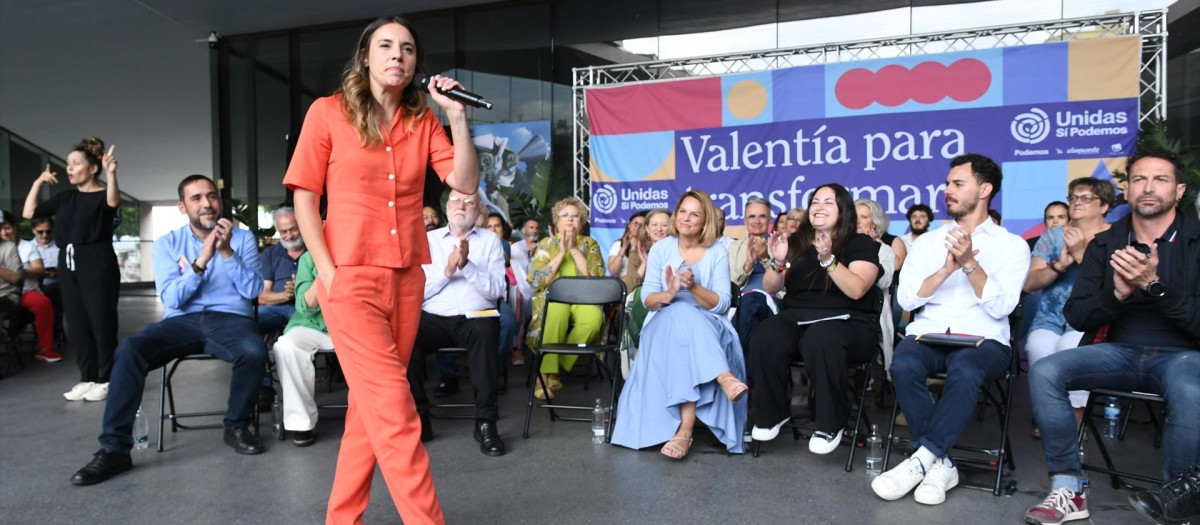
[660,436,693,460]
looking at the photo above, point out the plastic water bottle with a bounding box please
[133,406,149,451]
[591,398,606,444]
[1103,397,1121,440]
[865,423,883,478]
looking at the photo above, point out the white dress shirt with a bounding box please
[422,225,506,317]
[897,219,1030,343]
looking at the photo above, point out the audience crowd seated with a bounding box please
[43,132,1199,524]
[872,154,1030,506]
[747,185,880,454]
[1024,145,1200,525]
[612,190,748,458]
[71,174,266,487]
[0,211,58,362]
[525,196,604,401]
[0,228,23,340]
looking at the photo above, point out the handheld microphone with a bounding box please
[414,74,493,110]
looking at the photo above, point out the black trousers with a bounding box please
[408,312,501,421]
[749,309,877,433]
[59,243,120,383]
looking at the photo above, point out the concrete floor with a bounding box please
[0,291,1166,524]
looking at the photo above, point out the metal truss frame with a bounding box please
[571,9,1167,205]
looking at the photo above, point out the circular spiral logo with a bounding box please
[1010,108,1050,144]
[593,185,618,215]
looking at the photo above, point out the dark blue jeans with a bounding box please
[257,303,294,334]
[99,311,266,453]
[890,335,1011,458]
[1029,342,1200,481]
[736,292,774,352]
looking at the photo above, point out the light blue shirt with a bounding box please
[152,225,263,319]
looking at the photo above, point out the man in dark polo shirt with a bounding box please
[1025,145,1200,525]
[257,207,306,333]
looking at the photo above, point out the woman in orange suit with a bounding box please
[284,16,478,525]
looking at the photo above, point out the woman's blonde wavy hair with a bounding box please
[336,16,429,148]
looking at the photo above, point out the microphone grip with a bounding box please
[415,74,493,110]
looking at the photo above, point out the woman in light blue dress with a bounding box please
[611,190,749,458]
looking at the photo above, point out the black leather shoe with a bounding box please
[419,412,434,442]
[70,449,132,486]
[433,380,459,398]
[1130,465,1200,525]
[224,426,264,455]
[474,420,506,457]
[257,385,276,412]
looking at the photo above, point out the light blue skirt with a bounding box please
[611,302,747,453]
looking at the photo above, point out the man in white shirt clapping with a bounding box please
[871,154,1030,506]
[407,189,508,457]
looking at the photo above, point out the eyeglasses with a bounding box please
[446,196,477,206]
[1066,194,1101,204]
[34,229,53,236]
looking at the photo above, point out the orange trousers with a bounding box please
[318,265,444,525]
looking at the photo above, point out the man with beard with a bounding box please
[258,207,306,333]
[872,154,1030,505]
[1024,145,1199,525]
[423,205,441,231]
[70,175,266,486]
[408,189,507,456]
[901,203,934,250]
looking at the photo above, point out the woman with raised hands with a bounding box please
[748,183,881,455]
[23,136,121,402]
[612,189,748,459]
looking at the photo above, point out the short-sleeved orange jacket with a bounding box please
[284,95,454,268]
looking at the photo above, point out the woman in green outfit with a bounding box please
[525,197,605,400]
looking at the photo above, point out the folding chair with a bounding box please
[157,353,261,452]
[1079,388,1166,489]
[880,303,1024,496]
[1071,325,1167,489]
[274,346,345,441]
[750,286,884,474]
[427,347,475,420]
[523,277,626,441]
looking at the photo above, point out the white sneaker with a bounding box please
[64,382,95,401]
[913,460,959,505]
[871,456,927,500]
[808,429,843,455]
[751,418,790,442]
[82,383,109,401]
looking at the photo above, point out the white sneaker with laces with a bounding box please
[914,460,959,505]
[808,429,843,455]
[82,382,109,402]
[750,417,790,442]
[64,382,95,401]
[871,456,927,500]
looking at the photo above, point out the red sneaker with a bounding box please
[1025,488,1088,525]
[36,349,63,363]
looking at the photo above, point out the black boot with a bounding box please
[1129,465,1200,525]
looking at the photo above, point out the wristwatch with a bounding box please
[768,259,790,273]
[192,261,207,275]
[1145,280,1166,298]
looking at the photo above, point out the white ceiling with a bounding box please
[0,0,495,202]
